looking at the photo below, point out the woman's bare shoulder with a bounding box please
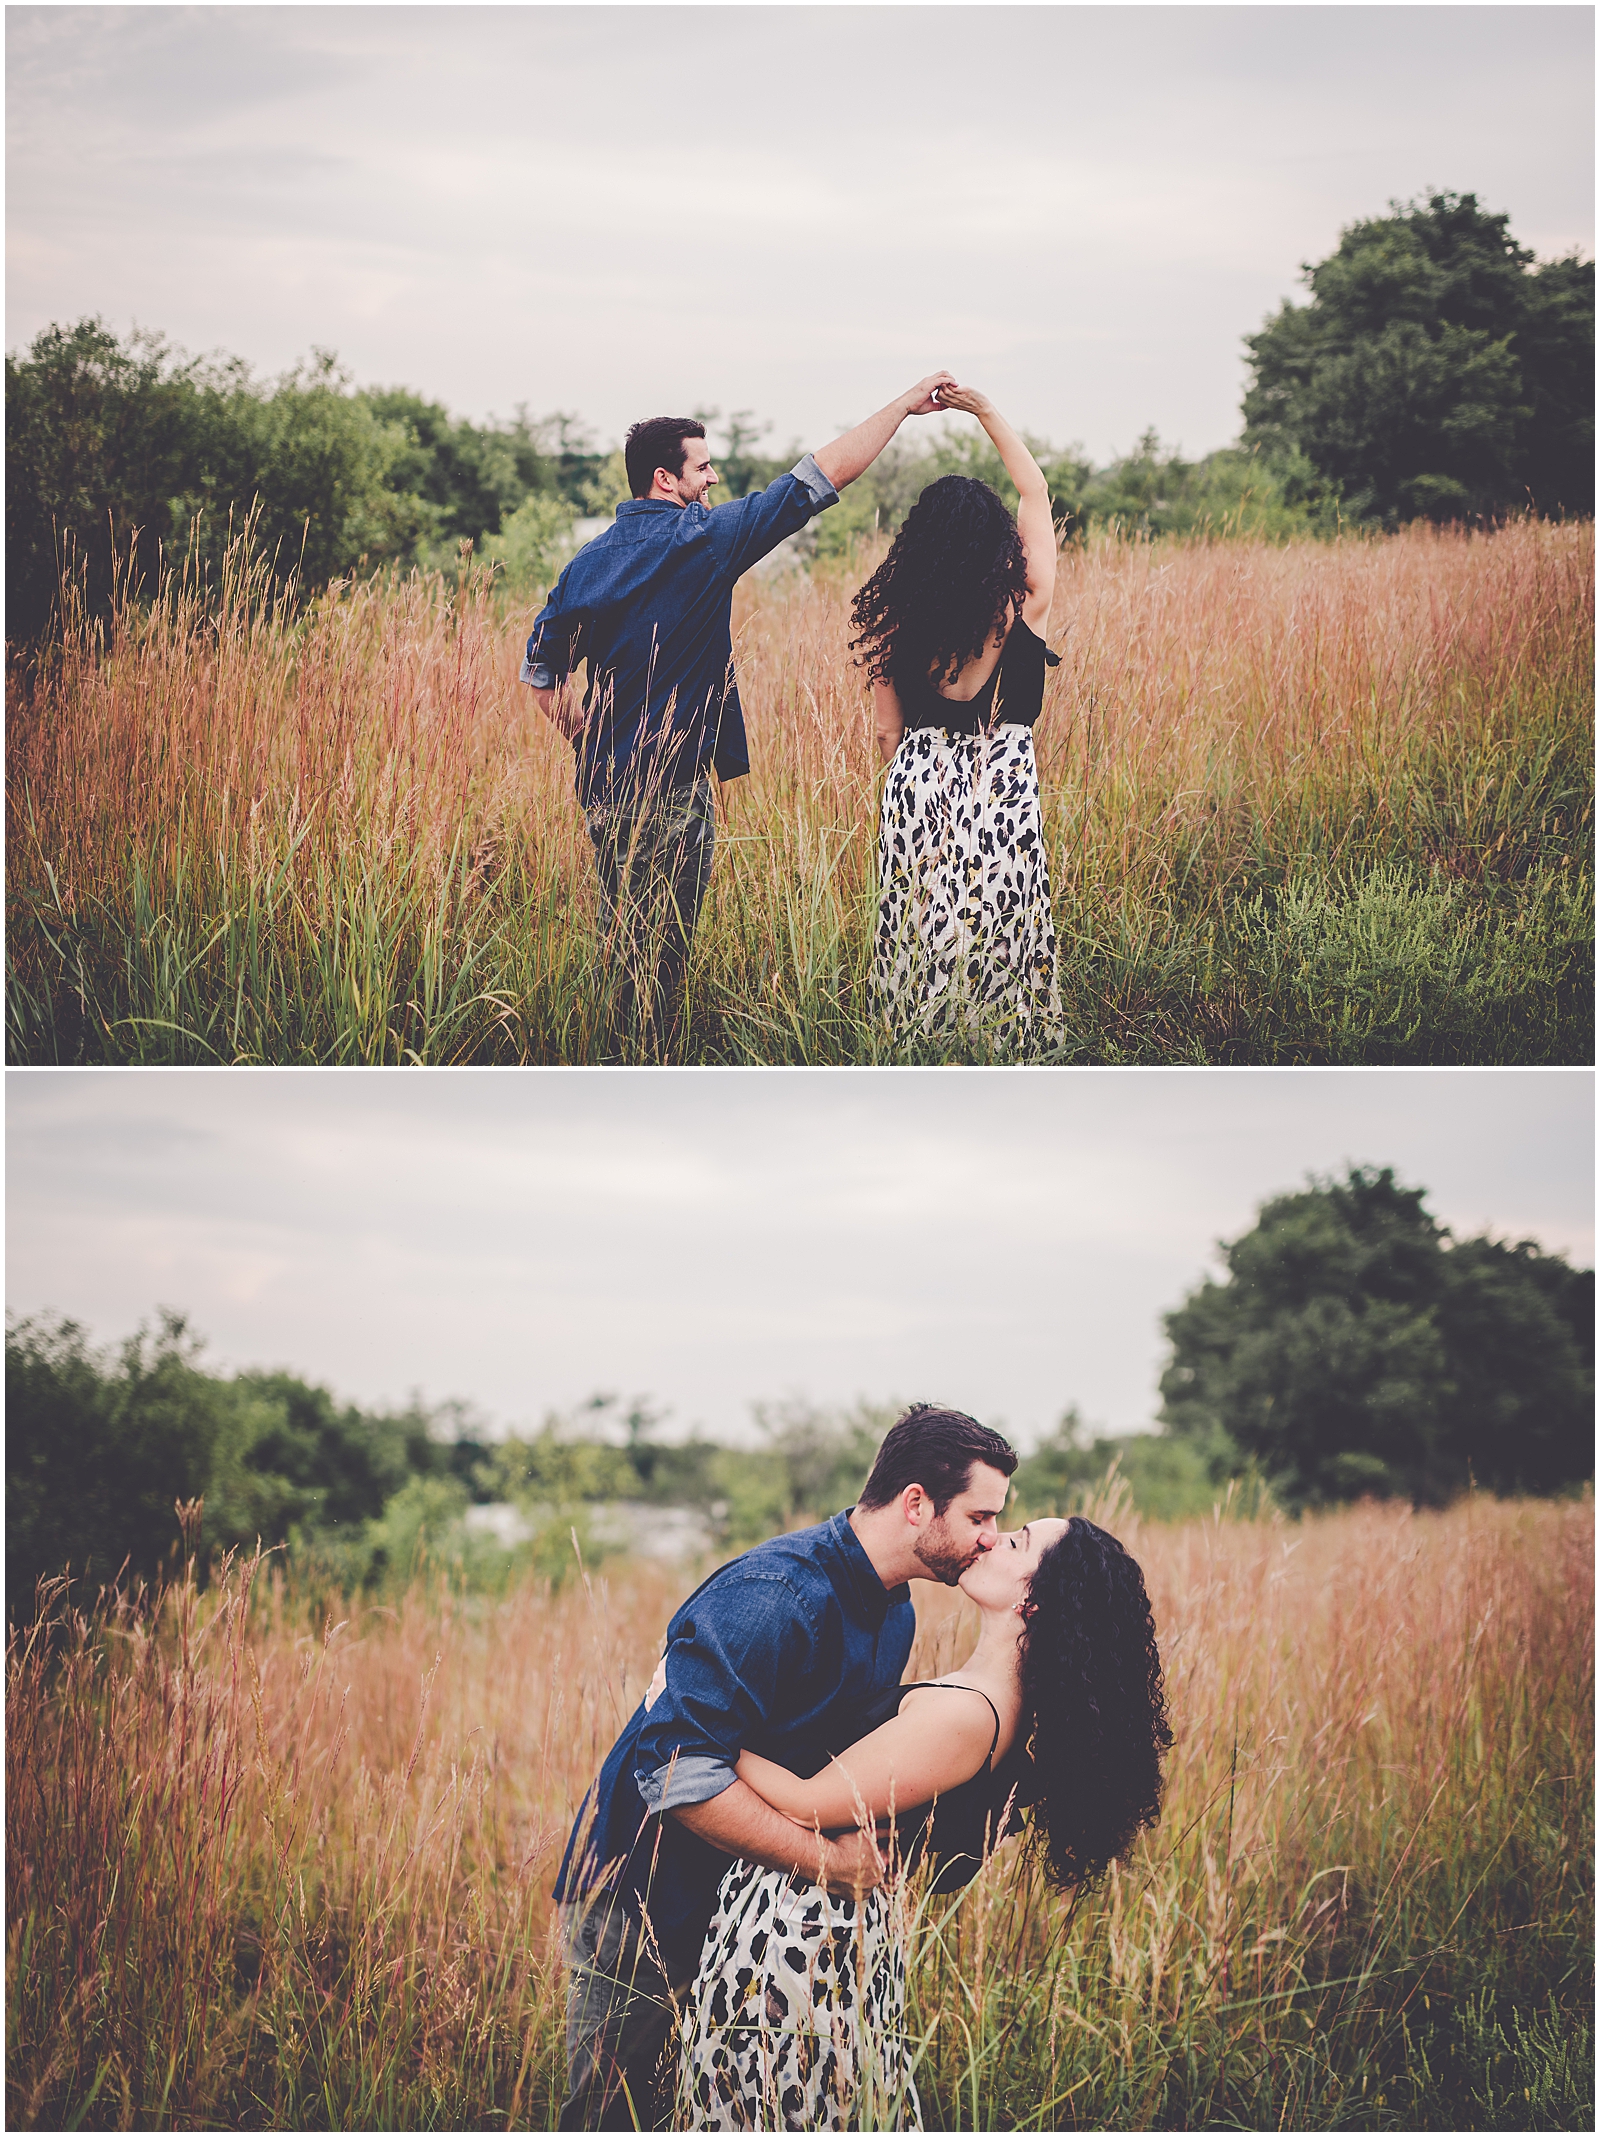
[900,1676,1018,1767]
[897,1680,1000,1727]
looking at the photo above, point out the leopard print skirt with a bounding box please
[678,1857,922,2132]
[876,723,1063,1054]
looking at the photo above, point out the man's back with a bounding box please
[552,1509,913,1969]
[524,457,837,809]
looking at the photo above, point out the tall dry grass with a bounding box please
[8,1489,1592,2129]
[7,520,1592,1063]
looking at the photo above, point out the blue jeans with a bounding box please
[585,774,715,1048]
[558,1890,696,2131]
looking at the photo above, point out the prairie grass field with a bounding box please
[6,519,1593,1064]
[7,1488,1592,2130]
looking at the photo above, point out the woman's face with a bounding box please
[958,1517,1069,1612]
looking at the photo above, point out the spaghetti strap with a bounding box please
[899,1680,1003,1769]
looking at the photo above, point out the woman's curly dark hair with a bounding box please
[1015,1517,1172,1891]
[849,476,1028,689]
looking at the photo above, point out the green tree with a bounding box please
[4,321,621,646]
[1243,191,1595,523]
[1432,1238,1594,1494]
[1076,430,1337,541]
[170,350,420,591]
[5,1310,232,1621]
[1513,252,1597,516]
[6,320,202,643]
[4,1310,498,1617]
[1011,1407,1225,1523]
[749,1397,893,1523]
[483,492,581,599]
[484,1420,637,1508]
[356,388,595,565]
[1159,1165,1594,1509]
[5,322,421,643]
[220,1369,426,1537]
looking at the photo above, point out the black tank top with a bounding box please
[894,618,1061,735]
[891,1681,1027,1894]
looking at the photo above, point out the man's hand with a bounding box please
[533,681,584,741]
[818,1820,887,1900]
[670,1780,885,1898]
[902,370,961,417]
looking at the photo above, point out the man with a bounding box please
[522,372,956,1046]
[553,1401,1017,2130]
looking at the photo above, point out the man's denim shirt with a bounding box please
[551,1510,913,1968]
[522,454,838,811]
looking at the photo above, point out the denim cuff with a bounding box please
[637,1753,737,1811]
[789,453,839,512]
[521,652,559,689]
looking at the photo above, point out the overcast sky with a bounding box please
[6,1068,1591,1451]
[7,5,1594,462]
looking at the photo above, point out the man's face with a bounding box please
[659,437,717,507]
[911,1462,1010,1585]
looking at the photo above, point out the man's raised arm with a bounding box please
[810,370,957,492]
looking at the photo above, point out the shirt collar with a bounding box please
[615,498,687,517]
[826,1508,908,1624]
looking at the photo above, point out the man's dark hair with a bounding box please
[625,417,706,500]
[857,1402,1017,1515]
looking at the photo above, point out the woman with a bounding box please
[850,385,1065,1053]
[677,1518,1172,2131]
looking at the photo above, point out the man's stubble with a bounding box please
[912,1513,981,1586]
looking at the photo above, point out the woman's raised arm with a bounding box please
[933,385,1057,633]
[735,1685,998,1830]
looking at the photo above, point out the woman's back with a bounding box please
[892,616,1056,735]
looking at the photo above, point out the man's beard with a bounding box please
[912,1516,978,1587]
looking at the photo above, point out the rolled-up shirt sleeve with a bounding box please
[787,453,839,512]
[633,1572,816,1812]
[637,1752,736,1813]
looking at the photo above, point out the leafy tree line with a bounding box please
[9,190,1587,646]
[0,321,1331,650]
[2,1312,892,1621]
[3,324,613,645]
[829,193,1592,550]
[8,1162,1590,1621]
[4,1311,487,1623]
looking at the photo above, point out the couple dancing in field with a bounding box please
[554,1404,1172,2131]
[523,372,1064,1056]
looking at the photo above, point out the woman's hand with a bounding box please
[933,382,996,420]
